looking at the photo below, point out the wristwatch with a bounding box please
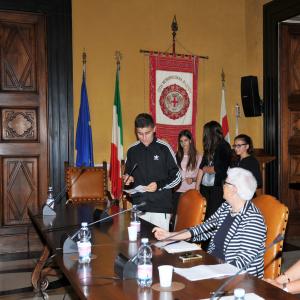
[283,282,288,292]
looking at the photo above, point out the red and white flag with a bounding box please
[109,66,123,199]
[220,87,230,143]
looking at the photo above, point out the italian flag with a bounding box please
[110,66,124,199]
[220,86,230,143]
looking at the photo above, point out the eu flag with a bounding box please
[75,68,94,167]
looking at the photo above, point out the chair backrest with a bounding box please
[252,194,289,279]
[175,189,207,232]
[65,162,109,203]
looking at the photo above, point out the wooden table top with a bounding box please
[29,204,299,300]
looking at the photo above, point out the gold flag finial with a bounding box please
[221,69,225,87]
[115,51,122,70]
[82,49,87,65]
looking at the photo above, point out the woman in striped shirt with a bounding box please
[153,167,267,278]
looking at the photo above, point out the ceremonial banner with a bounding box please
[149,55,198,150]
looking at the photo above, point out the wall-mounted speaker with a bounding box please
[241,76,262,117]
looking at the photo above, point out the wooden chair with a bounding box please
[174,189,207,232]
[65,162,111,204]
[252,194,289,279]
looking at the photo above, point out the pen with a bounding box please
[165,240,180,246]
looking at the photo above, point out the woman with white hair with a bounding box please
[153,167,267,278]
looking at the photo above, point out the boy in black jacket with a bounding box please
[124,113,181,230]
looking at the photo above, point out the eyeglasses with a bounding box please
[232,143,247,149]
[224,181,234,187]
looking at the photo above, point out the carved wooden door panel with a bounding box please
[280,23,300,214]
[0,12,47,228]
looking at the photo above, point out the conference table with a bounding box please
[29,203,299,300]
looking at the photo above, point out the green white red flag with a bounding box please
[109,66,123,199]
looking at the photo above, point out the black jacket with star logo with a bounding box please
[125,137,181,213]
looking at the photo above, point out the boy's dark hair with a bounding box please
[135,113,154,128]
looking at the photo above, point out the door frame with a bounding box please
[264,0,300,197]
[0,0,74,194]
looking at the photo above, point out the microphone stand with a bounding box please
[42,168,85,216]
[114,228,190,280]
[210,234,284,300]
[119,163,138,209]
[63,202,146,254]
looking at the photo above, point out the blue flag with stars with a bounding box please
[75,68,94,167]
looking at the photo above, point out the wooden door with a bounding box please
[0,11,47,252]
[279,23,300,235]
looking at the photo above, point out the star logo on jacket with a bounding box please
[154,155,159,160]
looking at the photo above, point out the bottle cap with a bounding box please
[234,288,245,297]
[141,238,149,244]
[81,222,88,227]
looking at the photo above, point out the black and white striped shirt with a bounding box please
[189,201,266,278]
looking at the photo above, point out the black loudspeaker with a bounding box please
[241,76,262,117]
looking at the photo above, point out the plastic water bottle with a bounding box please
[46,186,54,209]
[234,288,245,300]
[77,222,91,263]
[137,238,152,287]
[131,206,141,232]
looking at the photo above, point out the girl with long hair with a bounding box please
[173,130,202,214]
[196,121,232,219]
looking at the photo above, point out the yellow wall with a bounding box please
[72,0,270,164]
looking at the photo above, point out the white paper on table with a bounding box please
[199,293,264,300]
[174,263,239,281]
[124,185,146,195]
[154,240,201,253]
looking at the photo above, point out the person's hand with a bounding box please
[152,227,170,240]
[185,178,193,185]
[274,274,288,284]
[203,166,214,174]
[145,182,157,192]
[264,278,283,289]
[123,174,134,185]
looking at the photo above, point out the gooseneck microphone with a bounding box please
[42,167,86,216]
[123,163,138,186]
[114,227,190,280]
[63,201,147,254]
[210,234,285,300]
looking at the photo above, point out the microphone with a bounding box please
[114,217,218,280]
[123,163,138,186]
[63,201,146,254]
[114,227,190,280]
[210,234,285,299]
[93,200,113,224]
[42,167,86,216]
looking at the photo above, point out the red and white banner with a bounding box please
[149,54,198,150]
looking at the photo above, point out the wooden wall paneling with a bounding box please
[0,11,47,226]
[264,0,300,197]
[0,0,73,254]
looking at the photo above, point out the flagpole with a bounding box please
[171,15,178,55]
[235,103,240,136]
[140,16,208,60]
[75,49,94,167]
[221,68,225,89]
[115,50,122,71]
[111,51,127,209]
[220,69,230,143]
[82,49,87,75]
